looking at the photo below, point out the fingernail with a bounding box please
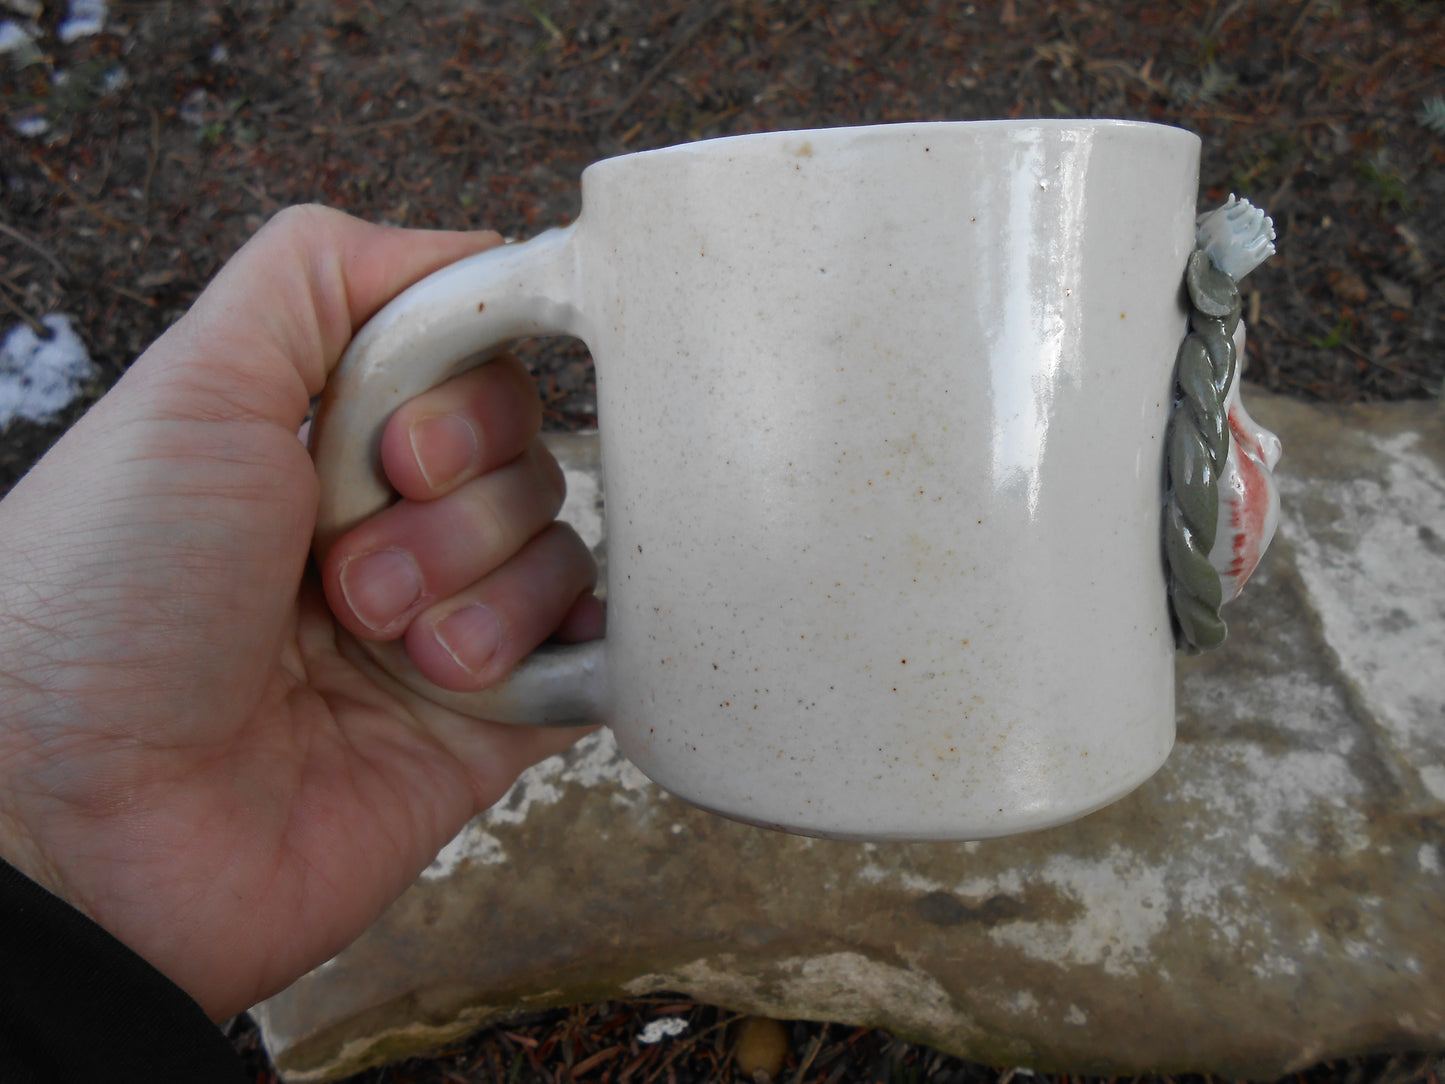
[434,604,502,675]
[339,550,423,630]
[409,414,479,490]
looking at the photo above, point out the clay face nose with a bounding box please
[1258,427,1283,471]
[1235,399,1282,472]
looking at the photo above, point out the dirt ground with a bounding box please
[2,1,1443,1082]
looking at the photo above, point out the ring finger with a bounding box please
[404,522,599,691]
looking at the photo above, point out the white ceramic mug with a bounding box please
[311,120,1202,840]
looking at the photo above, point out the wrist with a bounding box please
[0,800,71,907]
[0,694,84,917]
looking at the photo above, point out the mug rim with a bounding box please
[583,118,1201,178]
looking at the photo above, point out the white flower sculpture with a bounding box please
[1196,194,1276,282]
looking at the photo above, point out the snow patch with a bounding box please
[58,0,106,42]
[1168,741,1367,850]
[856,863,889,884]
[1003,990,1038,1015]
[1251,953,1300,979]
[1421,766,1445,802]
[0,314,94,426]
[420,822,507,880]
[900,871,945,894]
[1420,844,1442,876]
[984,846,1170,978]
[11,114,48,137]
[1246,833,1287,874]
[0,19,38,53]
[483,729,653,828]
[637,1018,688,1044]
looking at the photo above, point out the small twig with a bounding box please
[1206,0,1248,41]
[615,1043,657,1084]
[572,1044,626,1076]
[1279,0,1322,69]
[877,15,920,60]
[341,99,448,134]
[772,3,825,46]
[99,281,160,308]
[338,100,546,143]
[143,107,160,204]
[0,220,70,277]
[27,152,131,232]
[789,1024,828,1084]
[87,130,118,199]
[1265,154,1303,216]
[557,39,624,73]
[524,1,565,44]
[0,271,31,297]
[1366,40,1415,80]
[0,289,45,336]
[1180,108,1268,126]
[601,0,731,132]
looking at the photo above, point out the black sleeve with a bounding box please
[0,859,247,1083]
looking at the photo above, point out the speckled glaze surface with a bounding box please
[312,120,1202,840]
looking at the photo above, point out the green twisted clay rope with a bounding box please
[1164,249,1243,654]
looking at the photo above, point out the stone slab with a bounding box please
[254,393,1445,1081]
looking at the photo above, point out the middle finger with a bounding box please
[324,439,566,639]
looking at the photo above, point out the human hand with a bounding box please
[0,206,601,1020]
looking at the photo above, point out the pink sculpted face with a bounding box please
[1207,322,1283,601]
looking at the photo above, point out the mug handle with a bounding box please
[309,225,607,727]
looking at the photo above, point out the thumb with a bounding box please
[131,205,503,431]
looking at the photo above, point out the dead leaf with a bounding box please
[1328,271,1369,305]
[135,269,179,290]
[1375,277,1413,309]
[1394,224,1429,281]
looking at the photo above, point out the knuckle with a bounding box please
[544,522,598,587]
[466,492,510,556]
[261,203,339,243]
[531,442,568,507]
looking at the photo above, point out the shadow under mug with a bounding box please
[311,119,1202,841]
